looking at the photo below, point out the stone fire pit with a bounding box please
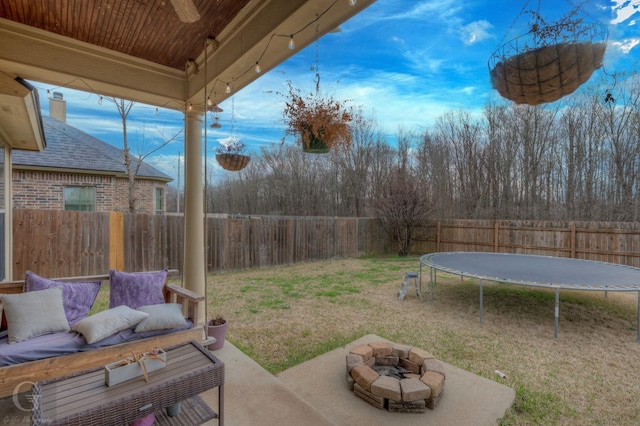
[346,341,445,413]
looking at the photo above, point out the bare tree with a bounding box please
[372,135,433,256]
[102,97,182,212]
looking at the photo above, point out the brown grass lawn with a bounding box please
[199,255,640,425]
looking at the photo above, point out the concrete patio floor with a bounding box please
[0,334,514,425]
[201,334,515,426]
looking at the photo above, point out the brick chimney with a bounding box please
[49,91,66,123]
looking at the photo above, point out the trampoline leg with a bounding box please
[479,280,484,324]
[419,263,422,302]
[555,289,560,339]
[430,267,436,304]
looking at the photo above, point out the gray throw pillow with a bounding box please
[72,305,148,344]
[134,303,187,332]
[1,287,70,344]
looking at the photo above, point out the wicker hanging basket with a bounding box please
[215,153,250,171]
[489,21,608,105]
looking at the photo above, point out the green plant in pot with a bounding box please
[206,315,228,350]
[281,81,353,154]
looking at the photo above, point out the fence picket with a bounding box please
[11,211,388,278]
[414,219,640,267]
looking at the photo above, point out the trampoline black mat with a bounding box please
[421,252,640,290]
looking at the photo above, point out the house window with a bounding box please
[155,188,163,215]
[64,186,96,211]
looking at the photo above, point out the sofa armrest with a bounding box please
[164,283,204,327]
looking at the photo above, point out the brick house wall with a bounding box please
[12,170,165,213]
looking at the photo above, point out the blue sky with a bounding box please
[32,0,640,184]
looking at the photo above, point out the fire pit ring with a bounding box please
[346,341,445,413]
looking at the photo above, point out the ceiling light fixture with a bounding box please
[169,0,201,23]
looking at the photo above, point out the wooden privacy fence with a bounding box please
[12,210,389,279]
[413,219,640,268]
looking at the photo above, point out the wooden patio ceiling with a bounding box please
[0,0,375,110]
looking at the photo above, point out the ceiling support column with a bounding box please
[183,108,206,327]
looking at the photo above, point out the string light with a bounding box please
[348,0,356,5]
[206,1,343,103]
[155,107,159,116]
[207,97,213,106]
[34,2,346,121]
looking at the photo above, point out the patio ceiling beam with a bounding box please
[0,18,186,110]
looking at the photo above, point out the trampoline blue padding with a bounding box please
[419,252,640,341]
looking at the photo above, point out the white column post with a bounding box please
[183,109,206,326]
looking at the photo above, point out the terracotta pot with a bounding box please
[206,319,228,350]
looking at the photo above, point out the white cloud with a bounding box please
[460,20,493,45]
[611,0,640,25]
[612,38,640,54]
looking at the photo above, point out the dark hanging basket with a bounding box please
[488,22,608,105]
[215,153,250,171]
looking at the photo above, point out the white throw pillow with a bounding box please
[72,305,148,344]
[134,303,187,332]
[1,287,70,344]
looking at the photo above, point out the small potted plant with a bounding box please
[215,136,250,171]
[206,315,228,350]
[280,81,353,154]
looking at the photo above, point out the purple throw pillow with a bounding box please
[109,269,168,309]
[24,271,101,327]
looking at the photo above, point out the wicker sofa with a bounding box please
[0,270,204,398]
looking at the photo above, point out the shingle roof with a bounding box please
[11,116,172,181]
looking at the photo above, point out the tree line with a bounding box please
[167,76,640,226]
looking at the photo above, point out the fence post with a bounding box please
[570,222,576,258]
[109,211,124,271]
[494,221,499,253]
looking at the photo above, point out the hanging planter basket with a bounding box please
[215,153,250,171]
[489,21,608,105]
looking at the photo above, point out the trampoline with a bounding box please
[419,252,640,341]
